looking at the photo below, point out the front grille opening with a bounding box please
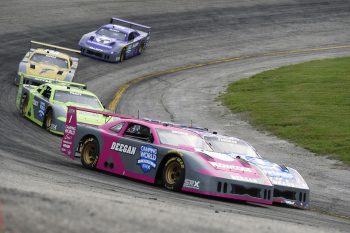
[223,183,228,193]
[217,182,222,192]
[274,189,296,200]
[231,184,261,198]
[87,50,103,58]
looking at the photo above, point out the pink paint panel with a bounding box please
[97,131,155,184]
[61,106,77,159]
[182,188,272,205]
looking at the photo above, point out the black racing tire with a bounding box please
[21,95,29,116]
[43,109,53,131]
[138,42,145,54]
[162,156,185,191]
[119,48,126,62]
[81,138,100,170]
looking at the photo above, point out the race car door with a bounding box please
[32,85,52,125]
[125,32,141,58]
[98,121,159,183]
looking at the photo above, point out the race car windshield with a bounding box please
[204,136,258,157]
[54,90,102,109]
[31,53,68,69]
[97,28,126,41]
[156,128,212,151]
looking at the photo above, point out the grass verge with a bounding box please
[220,57,350,163]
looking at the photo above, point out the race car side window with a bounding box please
[124,123,153,142]
[42,86,52,99]
[128,32,135,42]
[110,122,125,133]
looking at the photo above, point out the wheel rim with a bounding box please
[165,161,181,185]
[82,142,97,166]
[45,112,52,130]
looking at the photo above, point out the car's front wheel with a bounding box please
[162,156,185,191]
[119,48,126,62]
[81,138,99,169]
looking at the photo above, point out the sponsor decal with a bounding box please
[63,134,72,141]
[32,99,38,107]
[64,125,76,135]
[50,124,57,130]
[137,145,157,172]
[38,102,46,120]
[183,179,200,189]
[111,142,136,155]
[209,161,252,172]
[96,37,111,44]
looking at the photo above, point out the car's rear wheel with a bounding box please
[44,109,53,131]
[81,138,99,169]
[21,95,29,116]
[119,48,126,62]
[162,156,185,191]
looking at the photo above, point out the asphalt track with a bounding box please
[0,1,350,233]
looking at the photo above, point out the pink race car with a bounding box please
[61,106,274,205]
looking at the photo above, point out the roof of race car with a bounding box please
[102,24,135,34]
[31,48,71,61]
[104,117,202,134]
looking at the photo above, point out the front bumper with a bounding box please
[182,174,273,205]
[80,46,119,62]
[272,185,310,209]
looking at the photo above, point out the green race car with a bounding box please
[16,74,112,135]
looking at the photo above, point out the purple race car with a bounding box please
[61,107,274,205]
[79,18,151,62]
[193,131,310,209]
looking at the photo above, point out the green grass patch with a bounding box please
[220,57,350,163]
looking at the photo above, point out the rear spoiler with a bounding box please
[18,72,87,89]
[110,17,151,34]
[30,40,81,54]
[61,106,132,158]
